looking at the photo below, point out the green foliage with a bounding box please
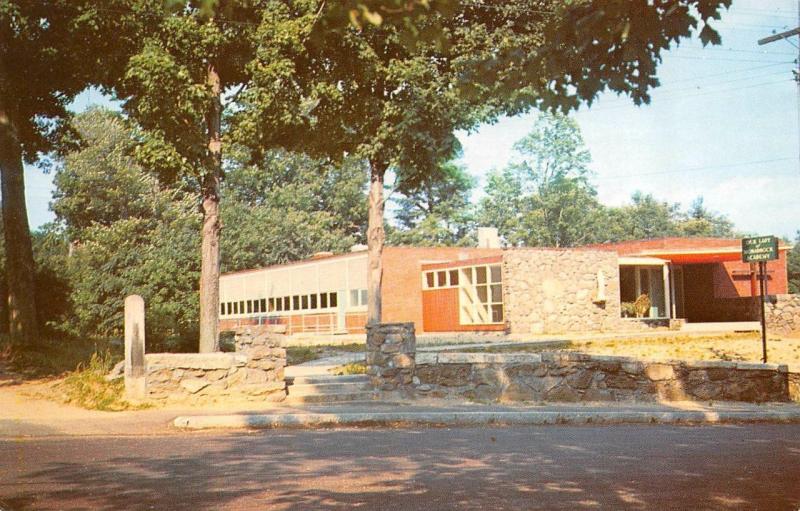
[477,113,737,247]
[389,161,476,246]
[789,231,800,295]
[44,109,367,349]
[59,351,147,411]
[329,361,367,375]
[478,113,605,247]
[221,149,368,272]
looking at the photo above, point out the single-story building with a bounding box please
[218,232,791,336]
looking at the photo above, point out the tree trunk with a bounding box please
[0,103,38,345]
[198,63,222,353]
[367,159,387,326]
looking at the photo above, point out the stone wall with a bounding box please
[503,249,652,335]
[144,344,286,403]
[366,322,415,392]
[766,294,800,336]
[415,352,791,403]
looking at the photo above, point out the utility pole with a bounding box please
[758,2,800,168]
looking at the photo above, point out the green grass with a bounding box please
[286,343,365,365]
[0,334,119,378]
[329,361,367,375]
[58,351,149,411]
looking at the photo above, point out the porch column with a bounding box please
[663,263,672,320]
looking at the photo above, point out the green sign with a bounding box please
[742,236,779,262]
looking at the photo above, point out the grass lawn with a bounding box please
[465,333,800,368]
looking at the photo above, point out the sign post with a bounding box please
[742,236,779,363]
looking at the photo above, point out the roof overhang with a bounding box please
[618,256,669,266]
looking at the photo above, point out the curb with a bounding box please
[173,409,800,430]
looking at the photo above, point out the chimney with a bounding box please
[477,227,500,249]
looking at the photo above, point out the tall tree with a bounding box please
[676,196,735,238]
[0,0,143,344]
[208,0,732,327]
[479,113,604,247]
[389,160,476,246]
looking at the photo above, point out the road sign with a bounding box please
[742,236,779,263]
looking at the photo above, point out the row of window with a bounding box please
[423,264,502,290]
[220,290,368,317]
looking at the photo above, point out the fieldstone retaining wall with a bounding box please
[366,322,416,392]
[415,352,791,403]
[503,249,655,335]
[766,294,800,336]
[144,345,287,402]
[233,325,285,352]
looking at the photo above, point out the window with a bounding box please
[320,293,328,308]
[283,296,290,311]
[301,295,309,310]
[233,302,239,315]
[260,298,267,312]
[292,295,300,310]
[220,303,225,316]
[275,298,282,312]
[459,264,504,325]
[423,269,460,289]
[449,270,459,286]
[310,294,318,309]
[330,292,338,308]
[227,302,233,315]
[239,301,245,314]
[247,300,252,314]
[349,289,368,307]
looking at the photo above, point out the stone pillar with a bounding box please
[124,295,147,399]
[366,322,416,392]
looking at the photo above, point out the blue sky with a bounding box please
[23,0,800,239]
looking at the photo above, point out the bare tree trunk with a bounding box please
[198,63,222,353]
[367,159,387,326]
[0,102,38,345]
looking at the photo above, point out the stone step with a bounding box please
[287,382,370,396]
[283,391,376,404]
[287,374,370,386]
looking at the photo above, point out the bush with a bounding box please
[59,351,147,411]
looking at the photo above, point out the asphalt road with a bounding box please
[1,425,799,510]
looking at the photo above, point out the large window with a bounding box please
[459,264,504,325]
[619,265,666,318]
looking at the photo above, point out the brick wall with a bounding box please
[381,247,502,332]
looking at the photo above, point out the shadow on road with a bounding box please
[2,424,800,510]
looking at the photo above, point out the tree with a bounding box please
[48,108,369,347]
[163,0,732,329]
[389,161,476,246]
[676,196,735,238]
[0,0,144,344]
[478,113,604,247]
[221,148,368,272]
[788,231,800,295]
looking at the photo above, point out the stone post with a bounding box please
[366,322,416,393]
[124,295,147,399]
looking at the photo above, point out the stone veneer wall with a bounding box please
[766,294,800,336]
[502,249,652,335]
[414,352,791,403]
[366,322,416,392]
[144,330,286,402]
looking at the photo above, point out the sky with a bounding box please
[22,0,800,240]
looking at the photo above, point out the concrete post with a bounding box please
[124,295,147,400]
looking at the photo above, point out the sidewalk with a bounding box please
[4,377,800,437]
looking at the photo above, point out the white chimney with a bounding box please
[477,227,500,249]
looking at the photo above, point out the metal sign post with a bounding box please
[742,236,779,364]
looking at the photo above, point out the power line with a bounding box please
[595,157,796,181]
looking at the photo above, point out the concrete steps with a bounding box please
[284,374,374,404]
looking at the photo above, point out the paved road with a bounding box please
[2,425,799,510]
